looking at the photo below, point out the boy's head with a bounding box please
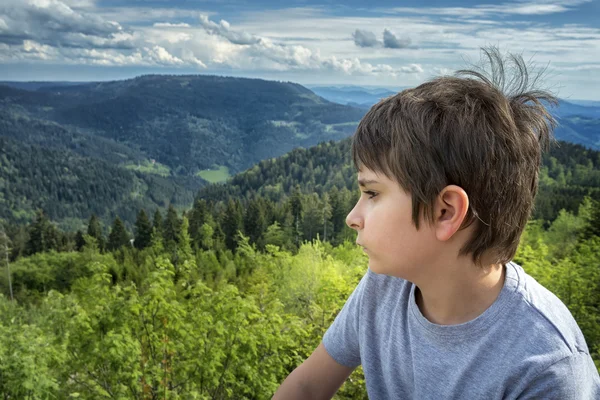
[350,48,557,268]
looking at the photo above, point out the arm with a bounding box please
[518,352,600,400]
[272,342,356,400]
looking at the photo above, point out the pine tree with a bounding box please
[26,209,58,255]
[581,198,600,240]
[134,209,153,250]
[222,199,243,251]
[290,186,303,246]
[107,217,130,251]
[189,199,209,247]
[152,209,164,242]
[87,214,105,251]
[74,230,86,251]
[163,205,180,248]
[177,216,193,262]
[244,198,267,248]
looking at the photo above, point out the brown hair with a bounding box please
[351,47,557,266]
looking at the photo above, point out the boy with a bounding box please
[273,48,600,399]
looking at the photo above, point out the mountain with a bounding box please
[307,85,398,109]
[0,76,365,177]
[0,136,200,230]
[310,85,600,150]
[196,138,600,224]
[0,75,366,227]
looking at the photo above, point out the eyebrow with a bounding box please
[358,179,380,187]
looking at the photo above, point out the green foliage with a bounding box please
[0,136,200,228]
[107,217,131,251]
[134,209,153,250]
[196,166,231,183]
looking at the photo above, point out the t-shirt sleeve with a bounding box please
[518,351,600,400]
[322,269,370,368]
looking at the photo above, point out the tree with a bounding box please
[134,209,153,250]
[581,198,600,240]
[163,205,180,249]
[301,193,322,242]
[290,186,303,246]
[0,227,13,301]
[74,230,86,251]
[87,214,105,252]
[222,199,243,251]
[152,209,164,243]
[244,198,267,248]
[107,217,130,251]
[189,199,209,248]
[26,210,59,255]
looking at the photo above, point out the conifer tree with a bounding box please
[134,209,153,250]
[152,209,164,241]
[581,199,600,240]
[163,205,180,248]
[87,214,105,251]
[244,198,267,248]
[177,216,193,262]
[329,187,347,241]
[26,209,59,255]
[74,230,86,251]
[290,186,303,246]
[222,199,243,251]
[107,217,130,251]
[189,199,209,245]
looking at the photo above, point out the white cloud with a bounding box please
[153,22,191,28]
[384,0,592,17]
[94,7,214,25]
[353,29,379,48]
[383,29,410,49]
[195,15,422,77]
[199,15,262,45]
[0,1,598,98]
[0,0,131,49]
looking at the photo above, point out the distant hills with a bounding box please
[1,77,598,229]
[0,75,365,228]
[311,85,600,150]
[0,76,365,176]
[307,85,398,108]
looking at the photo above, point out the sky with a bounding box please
[0,0,599,100]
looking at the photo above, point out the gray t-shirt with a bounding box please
[323,261,600,399]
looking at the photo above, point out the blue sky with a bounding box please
[0,0,599,99]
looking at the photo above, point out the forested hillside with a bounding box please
[1,151,600,398]
[312,86,600,150]
[0,76,365,176]
[0,136,201,230]
[1,191,600,398]
[197,138,600,224]
[0,75,365,228]
[1,77,599,398]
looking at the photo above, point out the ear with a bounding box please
[433,185,469,242]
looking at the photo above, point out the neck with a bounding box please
[415,262,506,325]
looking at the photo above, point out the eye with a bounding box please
[362,190,378,199]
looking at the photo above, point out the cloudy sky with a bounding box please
[0,0,599,99]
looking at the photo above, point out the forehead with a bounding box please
[357,167,386,186]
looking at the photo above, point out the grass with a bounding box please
[124,160,171,177]
[196,166,231,183]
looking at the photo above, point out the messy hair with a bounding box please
[351,47,557,266]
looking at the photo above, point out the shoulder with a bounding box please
[516,351,600,399]
[507,261,589,355]
[502,262,600,396]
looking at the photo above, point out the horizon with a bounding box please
[1,0,599,100]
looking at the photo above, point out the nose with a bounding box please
[346,203,363,231]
